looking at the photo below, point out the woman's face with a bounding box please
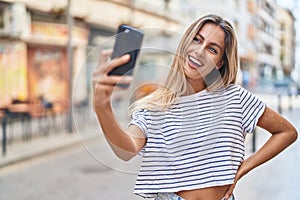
[184,22,225,88]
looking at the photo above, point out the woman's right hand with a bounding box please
[93,49,132,111]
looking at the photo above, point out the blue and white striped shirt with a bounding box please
[129,84,265,198]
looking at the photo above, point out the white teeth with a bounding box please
[189,56,202,66]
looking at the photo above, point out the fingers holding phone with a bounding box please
[93,51,132,86]
[99,54,133,89]
[93,51,133,107]
[94,24,143,88]
[93,24,143,109]
[97,49,113,71]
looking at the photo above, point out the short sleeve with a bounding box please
[238,86,266,134]
[128,109,150,137]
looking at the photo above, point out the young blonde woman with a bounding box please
[93,14,298,200]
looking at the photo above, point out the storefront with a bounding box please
[27,45,68,105]
[27,15,89,114]
[0,42,28,107]
[0,4,89,115]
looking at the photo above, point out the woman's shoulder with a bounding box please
[221,84,252,99]
[217,84,242,94]
[225,84,242,90]
[225,84,253,94]
[131,108,150,115]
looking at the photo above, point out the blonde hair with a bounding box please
[130,14,239,113]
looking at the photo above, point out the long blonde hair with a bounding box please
[130,14,239,113]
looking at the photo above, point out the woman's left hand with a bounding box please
[223,106,298,200]
[223,161,248,199]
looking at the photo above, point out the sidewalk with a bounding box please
[0,103,129,168]
[0,125,99,168]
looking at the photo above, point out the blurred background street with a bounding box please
[0,0,300,199]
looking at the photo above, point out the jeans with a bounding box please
[154,193,235,200]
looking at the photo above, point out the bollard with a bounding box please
[278,94,282,114]
[252,128,256,153]
[289,94,293,110]
[2,116,7,156]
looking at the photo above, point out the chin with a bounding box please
[183,68,203,81]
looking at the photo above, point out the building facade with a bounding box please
[0,0,181,114]
[0,0,296,111]
[254,0,281,84]
[276,6,296,78]
[0,1,88,117]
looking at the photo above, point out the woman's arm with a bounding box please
[239,107,297,175]
[224,106,298,199]
[93,50,146,161]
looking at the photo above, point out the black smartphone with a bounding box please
[108,24,144,77]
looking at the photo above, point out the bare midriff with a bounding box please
[175,185,230,200]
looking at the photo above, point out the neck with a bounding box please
[185,78,207,95]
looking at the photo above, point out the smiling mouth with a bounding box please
[188,55,203,68]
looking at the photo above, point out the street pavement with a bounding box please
[0,133,142,200]
[0,93,299,200]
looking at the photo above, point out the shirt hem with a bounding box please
[134,180,235,198]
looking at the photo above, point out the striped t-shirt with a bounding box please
[129,84,266,198]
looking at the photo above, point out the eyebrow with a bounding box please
[197,33,223,52]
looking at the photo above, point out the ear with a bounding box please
[216,60,224,70]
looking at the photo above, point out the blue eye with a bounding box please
[209,47,217,54]
[193,37,200,43]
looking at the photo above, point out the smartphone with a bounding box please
[108,24,144,78]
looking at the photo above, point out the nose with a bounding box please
[195,45,205,57]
